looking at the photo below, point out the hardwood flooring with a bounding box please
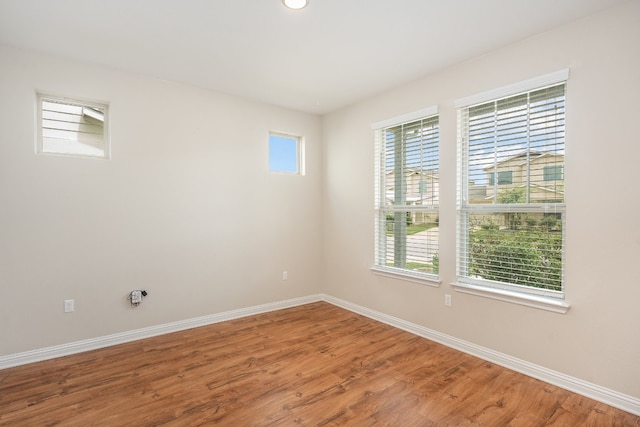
[1,302,638,426]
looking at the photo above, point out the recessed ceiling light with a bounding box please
[283,0,308,10]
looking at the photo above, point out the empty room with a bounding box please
[1,0,639,425]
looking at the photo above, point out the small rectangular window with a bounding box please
[37,94,109,159]
[544,165,564,181]
[269,132,303,174]
[488,171,513,185]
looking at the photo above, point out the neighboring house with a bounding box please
[385,169,439,224]
[482,151,564,204]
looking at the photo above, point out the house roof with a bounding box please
[386,169,439,179]
[483,150,563,170]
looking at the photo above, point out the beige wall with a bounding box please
[0,46,322,355]
[322,1,640,399]
[1,0,638,404]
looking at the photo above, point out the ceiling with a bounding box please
[0,0,628,115]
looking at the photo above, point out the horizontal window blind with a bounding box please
[457,82,566,297]
[38,95,108,158]
[374,113,439,279]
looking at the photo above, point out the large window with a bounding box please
[373,107,439,282]
[37,94,109,159]
[456,74,567,302]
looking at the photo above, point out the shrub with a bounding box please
[469,226,562,291]
[432,252,439,275]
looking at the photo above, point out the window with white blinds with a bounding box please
[37,94,109,158]
[456,77,566,298]
[373,108,439,282]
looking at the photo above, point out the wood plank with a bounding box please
[0,302,638,426]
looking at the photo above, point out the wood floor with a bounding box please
[1,302,638,426]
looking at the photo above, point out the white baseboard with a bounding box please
[0,294,323,371]
[1,292,638,416]
[321,294,640,417]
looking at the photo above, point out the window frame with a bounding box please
[488,171,514,186]
[36,93,110,159]
[268,131,304,175]
[371,106,441,286]
[454,70,571,313]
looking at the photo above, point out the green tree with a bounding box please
[498,187,526,203]
[498,187,526,230]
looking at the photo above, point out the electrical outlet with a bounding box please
[64,299,75,313]
[131,290,142,305]
[444,294,452,307]
[282,271,288,280]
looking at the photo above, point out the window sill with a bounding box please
[370,266,441,287]
[451,282,570,314]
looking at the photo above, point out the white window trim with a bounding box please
[451,281,570,314]
[371,266,442,287]
[36,93,110,159]
[268,131,305,175]
[371,106,439,130]
[455,71,569,310]
[453,69,569,109]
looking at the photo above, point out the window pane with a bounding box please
[379,211,439,274]
[383,117,439,207]
[269,133,300,173]
[375,112,439,279]
[544,165,563,181]
[458,81,566,296]
[466,84,565,205]
[463,212,563,292]
[39,96,108,158]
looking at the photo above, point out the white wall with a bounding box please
[322,1,640,399]
[0,46,322,355]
